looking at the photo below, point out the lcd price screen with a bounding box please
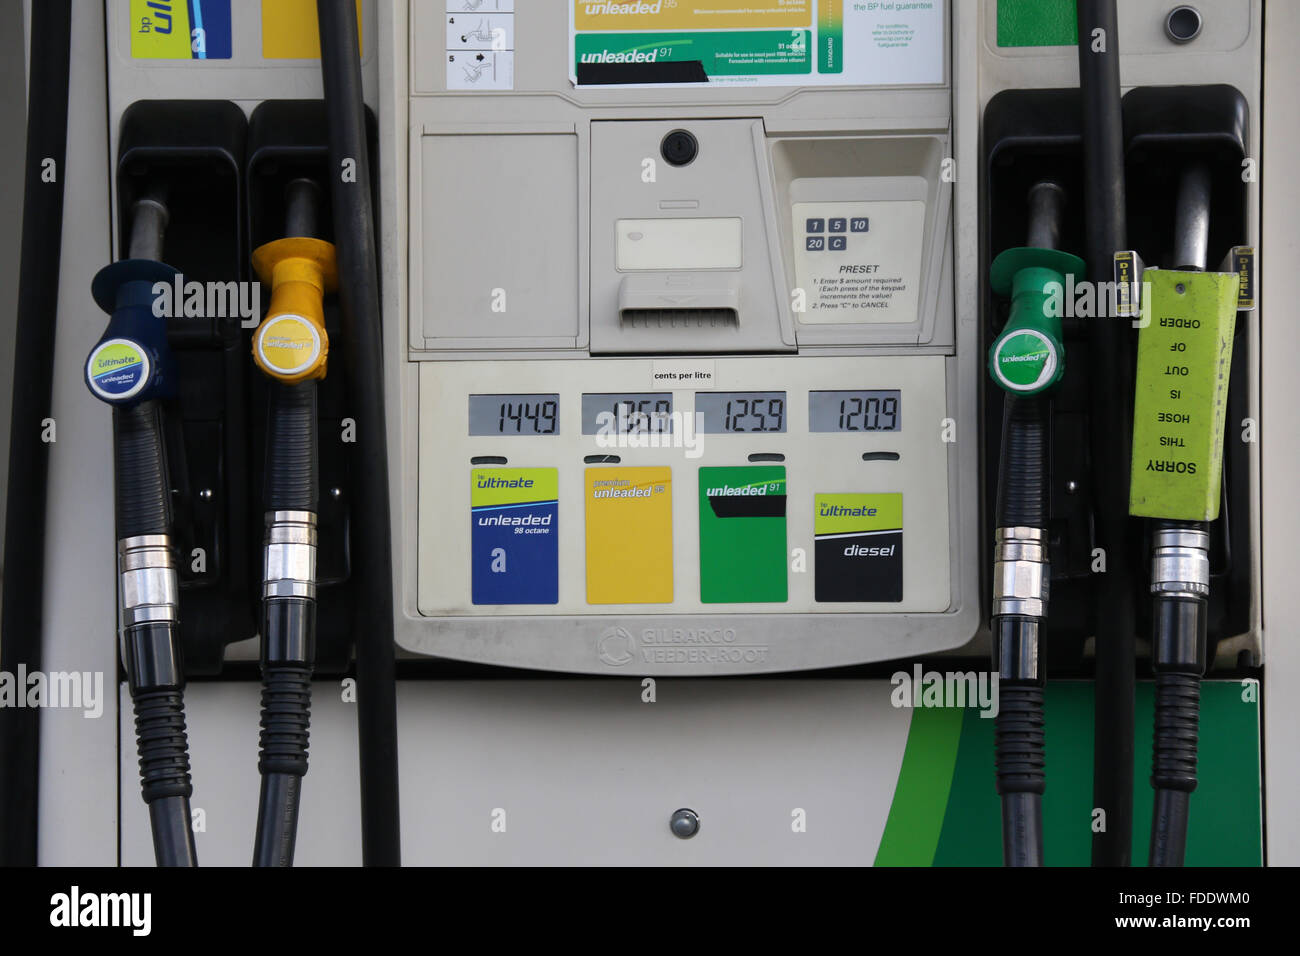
[695,392,787,433]
[809,390,901,432]
[469,394,560,435]
[581,393,674,435]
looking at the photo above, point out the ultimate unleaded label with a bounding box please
[585,467,672,604]
[699,466,787,603]
[814,493,902,602]
[86,339,150,402]
[471,468,558,605]
[130,0,233,59]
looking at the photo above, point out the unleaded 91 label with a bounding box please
[699,466,787,603]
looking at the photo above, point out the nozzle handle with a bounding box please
[113,400,172,539]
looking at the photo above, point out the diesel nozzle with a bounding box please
[250,177,335,867]
[1130,161,1238,867]
[987,180,1086,867]
[85,189,197,867]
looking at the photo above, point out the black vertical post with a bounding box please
[0,0,73,867]
[316,0,402,866]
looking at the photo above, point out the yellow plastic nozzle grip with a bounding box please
[251,237,337,383]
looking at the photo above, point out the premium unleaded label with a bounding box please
[471,468,558,605]
[814,493,902,602]
[698,466,787,603]
[585,467,672,604]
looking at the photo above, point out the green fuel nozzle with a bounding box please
[988,182,1087,395]
[986,180,1087,867]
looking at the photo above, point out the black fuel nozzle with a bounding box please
[88,192,197,867]
[251,177,335,867]
[1143,162,1220,868]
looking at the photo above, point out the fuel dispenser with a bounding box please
[0,0,1279,870]
[981,3,1258,867]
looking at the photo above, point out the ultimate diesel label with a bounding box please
[814,493,903,602]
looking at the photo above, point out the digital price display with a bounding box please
[695,392,787,433]
[469,394,559,435]
[581,393,673,435]
[809,390,901,432]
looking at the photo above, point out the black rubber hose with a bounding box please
[265,382,318,512]
[0,0,72,866]
[995,397,1048,528]
[991,397,1048,867]
[254,383,319,866]
[1077,0,1137,868]
[996,674,1047,866]
[1149,590,1206,867]
[115,399,195,866]
[1150,789,1192,868]
[124,622,197,867]
[114,401,173,537]
[317,0,402,866]
[254,664,312,866]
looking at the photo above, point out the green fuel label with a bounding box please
[814,493,903,603]
[575,31,812,77]
[1129,270,1239,521]
[698,466,787,603]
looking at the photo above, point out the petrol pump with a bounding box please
[0,0,1276,870]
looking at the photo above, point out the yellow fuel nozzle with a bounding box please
[251,236,338,383]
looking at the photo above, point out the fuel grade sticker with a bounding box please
[814,493,902,602]
[699,466,787,603]
[471,468,558,605]
[86,339,150,402]
[585,467,672,604]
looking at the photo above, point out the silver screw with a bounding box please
[670,808,700,839]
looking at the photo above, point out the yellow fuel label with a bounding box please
[585,467,673,604]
